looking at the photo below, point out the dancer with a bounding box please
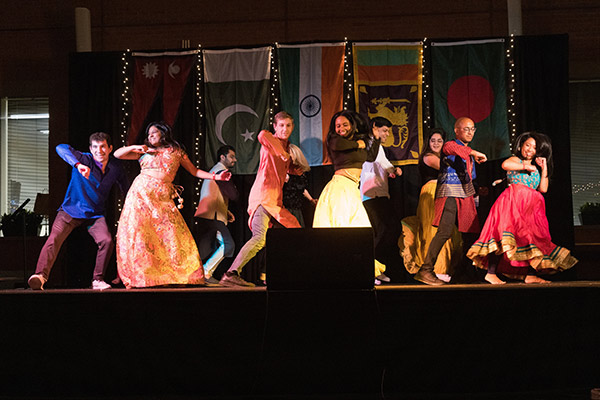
[413,117,487,286]
[313,110,387,280]
[313,110,372,228]
[220,111,304,287]
[401,129,462,282]
[28,132,129,290]
[115,121,230,288]
[467,132,577,283]
[194,145,238,284]
[282,144,317,227]
[360,117,404,283]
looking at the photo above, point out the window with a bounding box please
[0,97,49,219]
[570,81,600,225]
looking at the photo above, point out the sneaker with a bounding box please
[28,274,46,290]
[376,273,391,283]
[205,276,220,286]
[92,280,111,290]
[219,273,255,288]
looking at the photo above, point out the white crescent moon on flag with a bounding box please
[215,104,259,145]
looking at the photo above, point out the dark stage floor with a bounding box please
[1,281,599,399]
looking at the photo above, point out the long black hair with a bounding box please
[327,110,358,140]
[418,127,446,165]
[513,131,554,178]
[144,121,183,150]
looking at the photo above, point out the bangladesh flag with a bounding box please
[431,39,510,160]
[278,43,345,166]
[353,43,423,165]
[203,47,271,174]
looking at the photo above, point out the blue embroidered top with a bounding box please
[507,159,540,190]
[435,139,476,198]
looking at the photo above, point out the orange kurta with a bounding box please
[247,130,302,229]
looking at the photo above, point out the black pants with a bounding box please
[423,198,478,276]
[363,197,403,273]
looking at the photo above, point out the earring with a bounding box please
[172,185,184,210]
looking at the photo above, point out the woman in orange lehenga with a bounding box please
[115,121,231,288]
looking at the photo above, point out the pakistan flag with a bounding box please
[204,47,272,174]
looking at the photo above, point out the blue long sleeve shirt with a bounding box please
[56,144,129,219]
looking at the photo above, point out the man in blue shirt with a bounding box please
[28,132,129,290]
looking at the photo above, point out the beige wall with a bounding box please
[0,0,599,206]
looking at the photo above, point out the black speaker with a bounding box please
[266,227,374,290]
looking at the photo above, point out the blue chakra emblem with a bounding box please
[300,95,321,118]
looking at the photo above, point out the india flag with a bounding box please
[278,43,345,166]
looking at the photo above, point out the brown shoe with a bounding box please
[414,269,445,286]
[219,273,255,288]
[28,274,47,290]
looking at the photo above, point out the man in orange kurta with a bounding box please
[220,111,303,287]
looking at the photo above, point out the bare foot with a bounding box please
[485,273,506,284]
[525,275,550,284]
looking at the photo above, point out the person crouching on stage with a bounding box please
[28,132,129,290]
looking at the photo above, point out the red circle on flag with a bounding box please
[447,75,494,123]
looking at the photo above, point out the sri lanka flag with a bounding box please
[353,42,423,166]
[278,43,345,166]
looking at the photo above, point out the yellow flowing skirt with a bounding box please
[313,175,371,228]
[400,180,462,276]
[313,175,384,276]
[117,174,204,288]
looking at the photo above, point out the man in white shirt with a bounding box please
[194,145,238,283]
[360,117,404,284]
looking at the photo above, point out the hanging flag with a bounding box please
[431,39,510,160]
[204,47,271,174]
[278,43,345,166]
[128,51,196,144]
[353,42,423,166]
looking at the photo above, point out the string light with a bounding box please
[421,39,431,128]
[344,38,351,110]
[572,181,600,195]
[117,48,131,222]
[506,34,517,150]
[193,44,203,216]
[269,45,277,125]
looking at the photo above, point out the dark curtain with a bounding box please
[66,52,124,287]
[513,34,573,248]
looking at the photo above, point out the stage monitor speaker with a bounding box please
[266,227,374,291]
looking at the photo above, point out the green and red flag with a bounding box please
[431,39,510,160]
[203,47,271,174]
[278,42,345,166]
[353,42,423,165]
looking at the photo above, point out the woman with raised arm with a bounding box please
[115,121,231,288]
[313,110,372,228]
[467,132,577,284]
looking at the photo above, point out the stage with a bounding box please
[1,281,599,399]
